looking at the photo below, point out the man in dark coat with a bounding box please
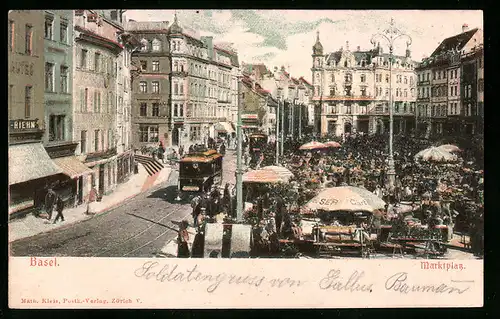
[44,187,57,221]
[53,196,65,223]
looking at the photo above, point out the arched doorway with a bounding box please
[172,127,180,146]
[344,122,352,134]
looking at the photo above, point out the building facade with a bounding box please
[72,10,132,202]
[311,32,417,137]
[127,20,171,149]
[166,16,240,147]
[8,10,65,217]
[416,25,483,137]
[41,10,92,207]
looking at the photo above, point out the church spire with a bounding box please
[313,30,323,55]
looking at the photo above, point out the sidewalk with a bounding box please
[8,164,172,243]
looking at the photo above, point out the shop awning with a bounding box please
[9,142,63,185]
[214,122,235,134]
[53,156,94,179]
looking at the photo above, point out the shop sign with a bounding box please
[10,119,39,131]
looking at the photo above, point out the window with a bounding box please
[94,130,100,151]
[152,61,159,72]
[44,16,53,40]
[140,103,147,116]
[404,76,408,84]
[179,104,183,117]
[149,126,159,142]
[94,53,100,72]
[330,87,335,96]
[141,39,148,52]
[360,74,366,83]
[173,104,178,117]
[25,24,33,55]
[180,83,184,94]
[9,20,14,51]
[361,87,367,96]
[101,130,105,151]
[81,49,88,69]
[45,63,54,92]
[404,89,408,97]
[49,114,65,141]
[346,104,352,114]
[140,81,147,93]
[385,74,389,83]
[140,60,147,71]
[93,91,98,112]
[24,86,32,118]
[60,66,68,93]
[60,21,68,43]
[152,81,160,93]
[152,103,160,116]
[80,131,87,154]
[139,126,148,142]
[152,39,161,52]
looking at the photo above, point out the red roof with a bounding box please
[75,25,124,50]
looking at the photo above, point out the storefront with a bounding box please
[8,142,64,217]
[117,150,134,184]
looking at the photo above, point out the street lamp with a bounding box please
[235,68,244,221]
[371,18,412,190]
[275,96,280,165]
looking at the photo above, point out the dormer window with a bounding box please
[344,61,348,67]
[140,39,148,52]
[152,39,161,52]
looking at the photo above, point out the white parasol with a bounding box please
[415,147,458,163]
[306,186,386,214]
[261,165,294,179]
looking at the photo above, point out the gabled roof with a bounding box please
[299,77,312,87]
[430,28,479,57]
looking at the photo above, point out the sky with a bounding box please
[125,10,483,82]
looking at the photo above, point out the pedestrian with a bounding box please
[53,196,65,224]
[44,187,57,221]
[177,220,191,258]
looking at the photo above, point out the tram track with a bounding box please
[92,203,190,257]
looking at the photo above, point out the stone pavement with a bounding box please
[8,164,172,243]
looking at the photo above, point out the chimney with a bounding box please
[357,46,361,51]
[462,23,469,33]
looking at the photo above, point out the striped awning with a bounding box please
[135,154,164,176]
[9,142,63,185]
[53,156,93,179]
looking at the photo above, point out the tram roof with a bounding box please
[180,150,222,163]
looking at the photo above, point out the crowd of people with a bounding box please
[178,130,484,258]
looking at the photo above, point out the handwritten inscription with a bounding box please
[319,269,373,292]
[385,272,472,294]
[134,261,304,293]
[133,263,474,297]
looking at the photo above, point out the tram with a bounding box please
[178,149,223,194]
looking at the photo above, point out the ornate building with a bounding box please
[167,15,239,147]
[311,32,417,137]
[416,25,483,137]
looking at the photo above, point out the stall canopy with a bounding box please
[243,169,289,183]
[299,141,328,151]
[9,142,63,185]
[415,147,458,162]
[53,156,93,179]
[306,186,386,214]
[214,122,235,134]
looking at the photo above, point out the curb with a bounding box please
[9,168,173,244]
